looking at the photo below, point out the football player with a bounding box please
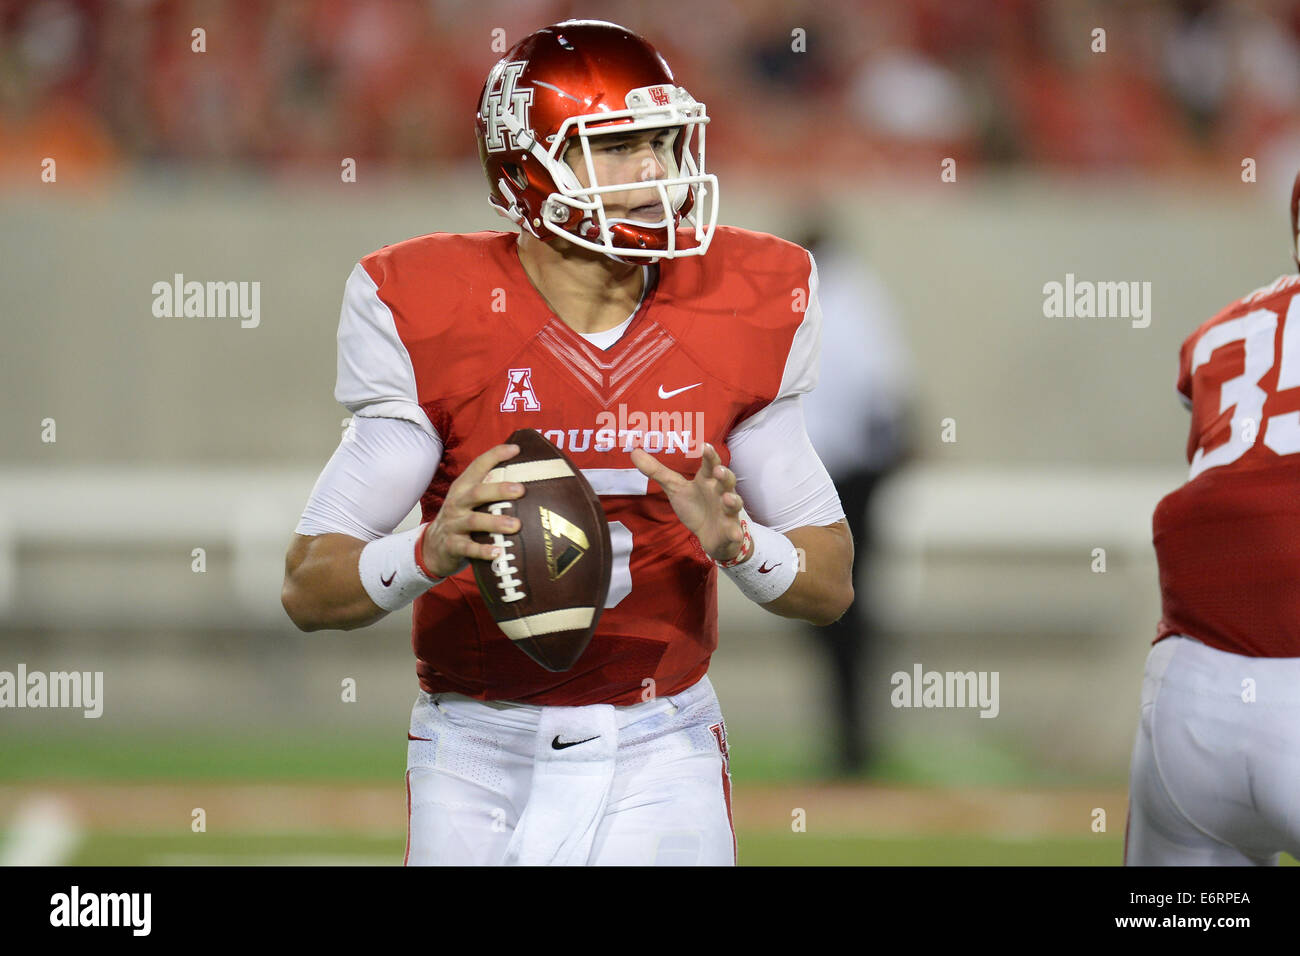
[281,19,853,865]
[1125,169,1300,865]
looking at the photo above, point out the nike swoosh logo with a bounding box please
[381,570,397,587]
[758,562,780,574]
[658,383,701,399]
[551,734,600,750]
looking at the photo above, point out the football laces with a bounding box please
[486,502,526,603]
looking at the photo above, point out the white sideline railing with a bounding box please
[868,463,1183,633]
[0,466,419,628]
[0,465,1185,629]
[873,463,1182,554]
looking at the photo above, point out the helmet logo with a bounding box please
[648,86,670,106]
[483,61,534,153]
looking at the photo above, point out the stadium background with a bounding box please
[1,0,1298,865]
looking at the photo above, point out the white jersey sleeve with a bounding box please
[725,250,842,533]
[294,415,443,540]
[335,262,439,439]
[777,250,823,400]
[727,394,846,534]
[733,250,822,434]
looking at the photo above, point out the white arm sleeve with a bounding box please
[727,394,845,534]
[335,262,438,438]
[294,415,443,541]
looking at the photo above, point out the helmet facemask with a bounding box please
[495,84,718,261]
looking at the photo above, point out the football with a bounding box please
[470,428,613,671]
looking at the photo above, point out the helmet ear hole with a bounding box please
[506,164,528,191]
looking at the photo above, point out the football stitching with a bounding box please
[485,501,526,603]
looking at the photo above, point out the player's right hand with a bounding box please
[420,443,525,578]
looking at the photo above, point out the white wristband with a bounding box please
[715,512,799,605]
[358,523,442,612]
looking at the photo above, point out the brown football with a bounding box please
[470,429,613,672]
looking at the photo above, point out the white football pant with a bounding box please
[404,674,737,865]
[1126,634,1300,865]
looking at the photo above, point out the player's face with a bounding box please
[563,127,679,223]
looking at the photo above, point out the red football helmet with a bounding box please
[474,20,718,261]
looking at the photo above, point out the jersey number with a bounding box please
[1188,292,1300,480]
[580,468,647,608]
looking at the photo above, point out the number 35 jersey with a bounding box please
[1153,273,1300,657]
[335,226,822,705]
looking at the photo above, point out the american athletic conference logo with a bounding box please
[501,368,541,411]
[482,60,534,152]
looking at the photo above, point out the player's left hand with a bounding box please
[631,442,747,563]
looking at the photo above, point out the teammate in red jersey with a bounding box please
[281,20,853,865]
[1125,169,1300,865]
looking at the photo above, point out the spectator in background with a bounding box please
[0,0,118,186]
[5,0,1296,182]
[1161,0,1232,143]
[795,219,913,777]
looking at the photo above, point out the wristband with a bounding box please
[714,509,800,605]
[358,523,443,612]
[715,512,754,568]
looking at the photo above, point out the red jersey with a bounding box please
[337,226,821,704]
[1153,273,1300,657]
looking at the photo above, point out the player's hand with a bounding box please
[420,443,526,578]
[631,442,747,563]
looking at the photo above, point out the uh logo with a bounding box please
[482,61,534,153]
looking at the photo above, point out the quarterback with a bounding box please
[281,20,853,865]
[1125,170,1300,865]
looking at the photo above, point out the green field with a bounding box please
[62,830,1128,866]
[8,729,1288,866]
[0,728,1108,787]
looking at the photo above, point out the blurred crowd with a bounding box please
[1,0,1299,187]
